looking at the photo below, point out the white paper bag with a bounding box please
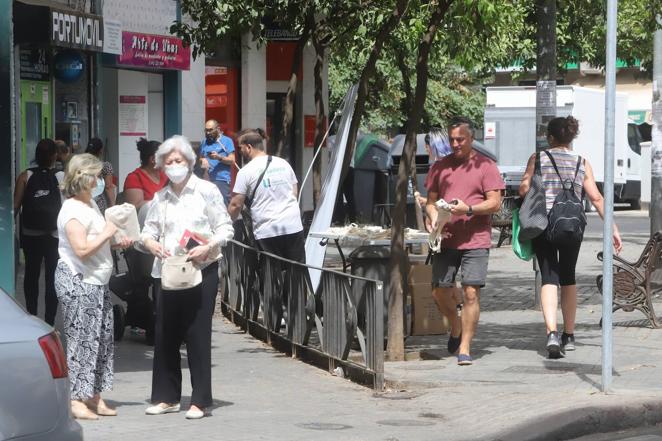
[105,203,140,244]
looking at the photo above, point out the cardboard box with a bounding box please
[409,263,432,285]
[408,263,449,336]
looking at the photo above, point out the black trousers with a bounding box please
[22,234,59,325]
[151,262,218,408]
[256,231,306,263]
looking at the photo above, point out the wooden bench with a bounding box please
[596,232,662,328]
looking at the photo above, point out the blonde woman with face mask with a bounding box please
[140,135,234,420]
[54,153,133,420]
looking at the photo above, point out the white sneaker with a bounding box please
[185,407,205,419]
[145,403,180,415]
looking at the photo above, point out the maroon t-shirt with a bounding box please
[425,151,505,250]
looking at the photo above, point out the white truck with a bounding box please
[483,86,642,208]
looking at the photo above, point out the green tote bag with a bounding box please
[512,207,534,261]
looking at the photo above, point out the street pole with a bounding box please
[601,0,618,393]
[534,0,557,308]
[651,17,662,235]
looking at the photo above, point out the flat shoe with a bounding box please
[185,408,205,419]
[145,403,181,415]
[71,402,99,420]
[447,333,462,355]
[457,354,473,366]
[85,401,117,416]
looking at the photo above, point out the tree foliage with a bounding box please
[508,0,662,74]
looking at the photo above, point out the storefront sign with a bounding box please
[53,50,85,83]
[118,31,190,71]
[19,48,50,81]
[103,19,123,55]
[51,9,104,52]
[205,66,227,76]
[119,95,147,136]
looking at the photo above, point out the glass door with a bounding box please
[20,80,52,170]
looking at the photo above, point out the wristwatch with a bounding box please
[467,206,474,217]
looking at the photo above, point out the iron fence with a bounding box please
[221,239,384,390]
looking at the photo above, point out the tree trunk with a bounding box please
[387,0,452,361]
[339,0,409,184]
[533,0,557,309]
[275,19,312,159]
[394,43,425,232]
[312,33,327,208]
[535,0,557,153]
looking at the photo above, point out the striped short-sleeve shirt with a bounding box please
[540,148,585,212]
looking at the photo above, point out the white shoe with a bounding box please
[185,407,205,419]
[145,403,180,415]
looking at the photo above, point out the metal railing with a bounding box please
[221,239,384,390]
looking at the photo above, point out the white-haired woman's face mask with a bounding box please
[163,150,190,184]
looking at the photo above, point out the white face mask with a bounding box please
[91,177,105,198]
[165,164,189,184]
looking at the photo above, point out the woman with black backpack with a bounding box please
[13,139,63,325]
[519,116,623,359]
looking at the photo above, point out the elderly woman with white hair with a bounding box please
[140,135,234,420]
[54,153,133,420]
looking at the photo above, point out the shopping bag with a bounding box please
[512,208,533,261]
[518,152,548,241]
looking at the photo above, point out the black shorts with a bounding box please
[432,248,490,288]
[532,234,581,286]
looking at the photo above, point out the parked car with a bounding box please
[0,289,83,441]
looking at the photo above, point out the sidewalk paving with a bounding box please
[14,220,662,440]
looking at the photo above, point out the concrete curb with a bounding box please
[485,399,662,441]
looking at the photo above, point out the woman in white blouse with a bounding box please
[54,153,133,420]
[140,135,234,420]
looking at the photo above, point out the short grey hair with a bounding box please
[448,116,476,139]
[155,135,196,170]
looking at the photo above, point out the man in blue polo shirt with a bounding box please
[200,119,235,204]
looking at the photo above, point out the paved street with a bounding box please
[16,210,662,441]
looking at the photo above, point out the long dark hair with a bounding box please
[34,138,57,168]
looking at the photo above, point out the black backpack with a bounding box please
[544,151,587,246]
[21,167,62,231]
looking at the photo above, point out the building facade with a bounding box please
[3,0,203,296]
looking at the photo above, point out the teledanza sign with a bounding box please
[51,9,104,52]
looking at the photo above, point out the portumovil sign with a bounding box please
[51,8,104,52]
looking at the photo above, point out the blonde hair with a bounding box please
[61,153,103,197]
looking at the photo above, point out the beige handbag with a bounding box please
[161,255,202,290]
[159,199,202,291]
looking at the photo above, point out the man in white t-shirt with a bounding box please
[227,130,305,262]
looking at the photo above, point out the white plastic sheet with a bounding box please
[305,85,359,291]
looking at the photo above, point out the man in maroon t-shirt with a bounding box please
[425,117,505,366]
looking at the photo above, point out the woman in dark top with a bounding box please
[13,139,63,325]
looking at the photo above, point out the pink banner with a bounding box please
[118,31,190,71]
